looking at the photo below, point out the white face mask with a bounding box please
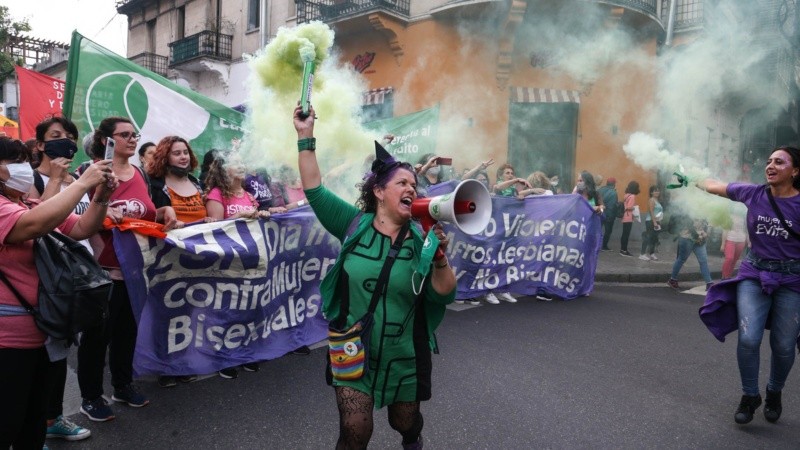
[3,162,34,194]
[427,166,441,176]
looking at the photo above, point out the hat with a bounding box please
[370,141,401,175]
[606,177,616,184]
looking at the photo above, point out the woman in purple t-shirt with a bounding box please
[698,146,800,425]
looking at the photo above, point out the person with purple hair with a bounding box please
[294,105,455,450]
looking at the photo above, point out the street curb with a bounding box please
[595,270,723,283]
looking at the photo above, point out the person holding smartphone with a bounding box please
[415,153,447,192]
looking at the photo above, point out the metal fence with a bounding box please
[296,0,410,23]
[129,52,169,76]
[168,31,232,66]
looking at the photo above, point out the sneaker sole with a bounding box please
[46,430,92,441]
[111,395,150,407]
[80,407,115,422]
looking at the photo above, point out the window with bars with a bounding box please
[662,0,704,29]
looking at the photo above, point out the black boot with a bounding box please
[734,394,762,424]
[764,389,782,423]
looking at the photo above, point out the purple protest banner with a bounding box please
[114,188,601,376]
[428,181,602,300]
[115,208,335,376]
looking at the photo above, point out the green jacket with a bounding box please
[305,184,453,351]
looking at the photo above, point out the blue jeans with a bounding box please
[736,279,800,395]
[670,237,712,283]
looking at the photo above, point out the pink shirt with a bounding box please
[206,188,258,219]
[622,193,636,223]
[0,197,79,349]
[286,186,306,204]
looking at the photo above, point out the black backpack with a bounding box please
[34,232,112,343]
[0,231,112,345]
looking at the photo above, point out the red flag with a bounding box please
[15,66,65,140]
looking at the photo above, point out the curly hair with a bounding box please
[91,116,133,158]
[356,163,417,213]
[526,171,551,190]
[203,153,241,198]
[496,163,515,181]
[147,136,198,178]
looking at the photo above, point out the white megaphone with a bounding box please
[411,178,492,237]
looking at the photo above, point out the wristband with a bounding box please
[298,137,316,152]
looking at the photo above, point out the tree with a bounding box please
[0,6,32,81]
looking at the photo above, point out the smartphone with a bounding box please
[104,138,116,165]
[437,157,452,166]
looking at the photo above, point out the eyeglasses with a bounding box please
[112,131,141,141]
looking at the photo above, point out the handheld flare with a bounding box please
[299,55,316,118]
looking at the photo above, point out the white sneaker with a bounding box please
[454,299,465,305]
[468,299,481,306]
[498,292,517,303]
[484,293,500,304]
[638,254,650,261]
[650,253,658,260]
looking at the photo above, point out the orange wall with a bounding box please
[336,15,657,206]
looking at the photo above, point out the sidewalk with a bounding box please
[594,220,725,284]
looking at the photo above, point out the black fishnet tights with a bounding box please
[334,387,423,449]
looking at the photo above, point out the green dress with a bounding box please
[304,184,454,408]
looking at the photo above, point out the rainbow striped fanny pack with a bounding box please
[328,314,373,381]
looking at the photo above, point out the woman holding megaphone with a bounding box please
[294,105,455,450]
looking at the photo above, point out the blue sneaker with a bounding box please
[111,384,150,407]
[80,397,115,422]
[46,415,91,441]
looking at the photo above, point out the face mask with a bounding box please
[3,162,34,193]
[551,180,559,187]
[168,165,191,178]
[427,166,441,176]
[43,138,78,160]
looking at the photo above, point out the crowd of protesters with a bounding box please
[1,112,766,448]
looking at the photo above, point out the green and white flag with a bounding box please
[364,105,439,163]
[64,31,245,166]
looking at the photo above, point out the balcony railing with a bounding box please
[296,0,410,24]
[599,0,658,18]
[661,0,704,31]
[168,31,232,67]
[129,52,169,76]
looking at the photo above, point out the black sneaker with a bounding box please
[112,384,150,407]
[158,376,177,388]
[80,397,115,422]
[219,367,239,379]
[291,345,311,355]
[734,394,762,424]
[619,250,632,257]
[764,389,782,423]
[242,363,260,372]
[178,374,198,383]
[667,279,680,289]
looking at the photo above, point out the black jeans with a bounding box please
[602,218,616,249]
[78,280,138,400]
[46,358,68,420]
[640,220,659,255]
[620,222,633,252]
[0,347,49,449]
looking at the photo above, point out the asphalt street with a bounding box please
[48,283,798,449]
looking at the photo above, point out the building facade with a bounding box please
[114,0,799,192]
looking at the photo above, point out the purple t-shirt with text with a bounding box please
[727,182,800,260]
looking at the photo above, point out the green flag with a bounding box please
[364,105,439,163]
[64,31,245,165]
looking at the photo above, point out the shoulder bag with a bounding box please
[327,221,409,382]
[766,186,800,239]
